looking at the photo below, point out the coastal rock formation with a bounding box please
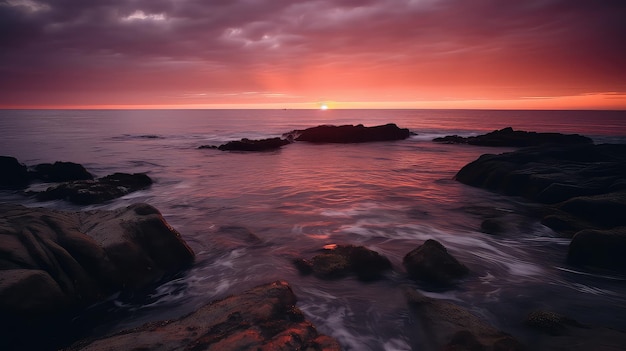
[31,161,94,182]
[403,239,469,285]
[455,143,626,272]
[405,288,524,350]
[285,123,411,143]
[434,127,592,147]
[0,156,29,189]
[0,203,194,328]
[35,172,153,205]
[294,244,392,281]
[200,137,291,151]
[65,281,341,351]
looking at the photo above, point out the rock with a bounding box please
[0,203,194,324]
[35,172,153,205]
[216,137,291,151]
[405,288,524,350]
[64,281,341,351]
[296,244,392,281]
[525,310,585,336]
[403,239,469,285]
[434,127,592,147]
[0,156,29,189]
[523,310,626,350]
[567,227,626,271]
[285,123,410,143]
[455,143,626,272]
[31,161,94,182]
[481,218,506,235]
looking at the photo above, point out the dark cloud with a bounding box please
[1,0,625,106]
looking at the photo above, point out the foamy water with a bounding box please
[1,109,626,350]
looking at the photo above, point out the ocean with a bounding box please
[1,109,626,350]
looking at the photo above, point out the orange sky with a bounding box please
[1,0,625,109]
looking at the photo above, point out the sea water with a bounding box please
[1,109,625,350]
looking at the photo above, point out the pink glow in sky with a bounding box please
[1,0,625,109]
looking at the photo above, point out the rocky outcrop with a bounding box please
[405,288,524,350]
[0,203,194,327]
[434,127,592,147]
[0,156,29,189]
[31,161,94,182]
[294,244,392,281]
[200,137,291,151]
[65,281,341,351]
[285,123,411,143]
[35,172,153,205]
[455,143,626,273]
[403,239,469,286]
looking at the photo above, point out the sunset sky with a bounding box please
[1,0,625,109]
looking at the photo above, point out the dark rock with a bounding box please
[297,244,392,281]
[64,281,341,351]
[36,172,153,205]
[481,218,506,235]
[523,310,626,350]
[197,144,217,149]
[285,123,410,143]
[216,137,291,151]
[405,288,524,350]
[455,143,626,272]
[567,227,626,271]
[434,127,592,147]
[0,156,29,189]
[403,239,469,285]
[525,310,586,336]
[0,203,194,349]
[31,161,94,182]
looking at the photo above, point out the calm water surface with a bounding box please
[1,109,626,350]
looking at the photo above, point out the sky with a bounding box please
[1,0,625,109]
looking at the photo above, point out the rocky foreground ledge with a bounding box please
[64,281,341,351]
[0,203,195,349]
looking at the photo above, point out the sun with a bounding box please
[320,104,328,110]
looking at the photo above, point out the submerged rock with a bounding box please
[217,137,291,151]
[31,161,94,182]
[285,123,410,143]
[0,156,29,189]
[64,281,341,351]
[295,244,392,281]
[403,239,469,286]
[405,288,524,350]
[523,310,626,350]
[36,172,153,205]
[0,203,194,349]
[434,127,592,147]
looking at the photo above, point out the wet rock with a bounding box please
[523,310,626,350]
[525,310,585,336]
[36,172,153,205]
[567,227,626,271]
[405,288,524,350]
[64,281,341,351]
[403,239,469,285]
[434,127,592,147]
[481,218,506,235]
[0,203,194,349]
[31,161,94,182]
[285,123,410,143]
[455,143,626,272]
[455,144,626,204]
[297,244,392,281]
[216,137,291,151]
[0,156,29,189]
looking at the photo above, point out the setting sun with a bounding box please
[320,104,328,110]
